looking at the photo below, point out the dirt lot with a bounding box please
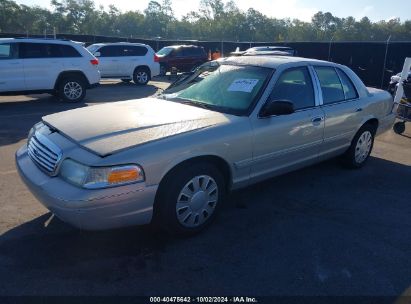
[0,79,411,297]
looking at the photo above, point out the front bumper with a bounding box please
[15,145,158,230]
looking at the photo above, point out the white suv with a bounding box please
[0,38,100,103]
[87,42,160,85]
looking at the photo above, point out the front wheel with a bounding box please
[154,162,225,235]
[58,76,86,103]
[342,124,375,168]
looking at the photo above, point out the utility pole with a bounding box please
[381,35,392,89]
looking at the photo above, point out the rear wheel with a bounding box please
[133,67,150,85]
[159,64,167,76]
[342,124,375,168]
[58,76,86,103]
[154,162,225,235]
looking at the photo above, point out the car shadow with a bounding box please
[1,157,411,295]
[0,82,160,147]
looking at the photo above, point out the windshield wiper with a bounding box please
[179,100,215,110]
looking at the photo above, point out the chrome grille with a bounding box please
[27,132,62,174]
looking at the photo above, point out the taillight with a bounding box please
[154,54,160,62]
[90,59,99,65]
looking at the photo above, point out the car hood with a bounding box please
[42,98,232,156]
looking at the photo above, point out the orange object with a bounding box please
[108,168,139,184]
[212,51,221,60]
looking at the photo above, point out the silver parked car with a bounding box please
[16,56,395,235]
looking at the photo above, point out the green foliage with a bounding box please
[1,0,411,41]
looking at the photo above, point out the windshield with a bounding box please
[163,64,273,115]
[157,47,174,56]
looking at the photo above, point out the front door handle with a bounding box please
[355,108,363,112]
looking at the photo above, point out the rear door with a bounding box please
[313,66,364,159]
[96,45,122,77]
[0,42,25,92]
[167,48,184,71]
[21,42,64,90]
[117,45,148,77]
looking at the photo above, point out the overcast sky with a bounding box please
[14,0,410,22]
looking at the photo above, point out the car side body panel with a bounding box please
[15,56,395,230]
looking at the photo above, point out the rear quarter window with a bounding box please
[336,68,358,100]
[59,45,81,57]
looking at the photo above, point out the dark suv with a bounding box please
[156,45,208,75]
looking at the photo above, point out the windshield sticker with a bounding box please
[228,79,259,93]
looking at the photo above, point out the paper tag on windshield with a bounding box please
[228,79,259,93]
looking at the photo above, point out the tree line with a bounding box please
[1,0,411,42]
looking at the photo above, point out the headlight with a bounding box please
[59,159,144,189]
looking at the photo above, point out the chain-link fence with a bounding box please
[1,32,410,89]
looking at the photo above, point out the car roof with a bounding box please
[164,45,202,49]
[0,38,77,45]
[250,46,294,50]
[222,55,334,69]
[88,42,149,47]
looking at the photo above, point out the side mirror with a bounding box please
[260,100,294,117]
[94,51,101,57]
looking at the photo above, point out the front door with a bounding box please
[250,66,324,181]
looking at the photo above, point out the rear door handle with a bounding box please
[355,108,363,112]
[312,116,324,124]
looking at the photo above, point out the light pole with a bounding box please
[328,35,334,62]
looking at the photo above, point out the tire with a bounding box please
[342,124,376,169]
[159,64,167,76]
[154,162,226,236]
[121,78,132,83]
[133,67,150,85]
[393,121,406,134]
[57,76,86,103]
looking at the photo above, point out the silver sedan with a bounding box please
[16,56,395,235]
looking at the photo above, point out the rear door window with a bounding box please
[314,66,345,104]
[20,43,80,58]
[122,46,148,56]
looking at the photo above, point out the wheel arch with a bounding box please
[54,71,90,90]
[362,117,379,134]
[133,65,151,78]
[154,154,233,207]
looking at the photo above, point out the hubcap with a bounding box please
[355,131,372,163]
[63,82,82,100]
[176,175,218,228]
[135,72,148,83]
